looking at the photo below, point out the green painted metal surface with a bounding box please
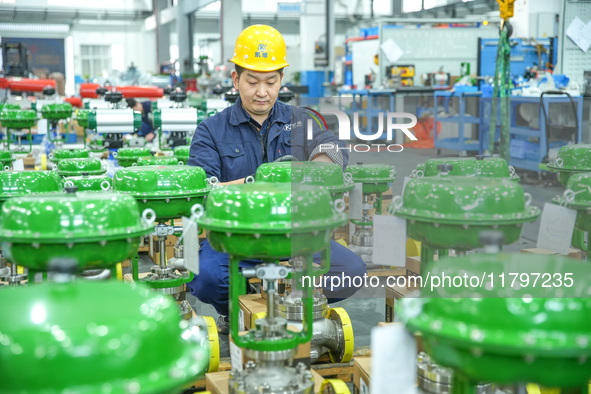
[116,147,152,167]
[0,170,62,206]
[255,161,354,199]
[173,145,190,165]
[390,176,540,249]
[57,158,106,177]
[0,192,154,270]
[345,163,396,194]
[0,109,38,129]
[0,280,209,393]
[547,144,591,186]
[75,109,89,128]
[553,172,591,233]
[113,165,209,221]
[399,252,591,388]
[61,174,113,192]
[0,151,15,167]
[49,148,90,163]
[136,156,180,166]
[40,103,73,120]
[197,183,347,259]
[415,156,519,181]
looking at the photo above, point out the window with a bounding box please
[80,45,111,78]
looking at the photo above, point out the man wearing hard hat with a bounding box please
[187,25,366,334]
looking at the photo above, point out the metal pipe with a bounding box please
[159,238,167,269]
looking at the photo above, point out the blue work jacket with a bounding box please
[187,97,348,182]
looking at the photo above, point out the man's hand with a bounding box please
[220,178,246,186]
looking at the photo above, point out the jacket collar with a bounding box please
[229,96,292,126]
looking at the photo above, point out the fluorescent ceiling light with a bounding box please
[0,23,70,33]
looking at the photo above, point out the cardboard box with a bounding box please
[238,293,268,331]
[205,370,231,394]
[385,285,415,322]
[205,369,324,394]
[521,248,581,260]
[353,356,371,394]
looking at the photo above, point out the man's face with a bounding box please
[232,69,282,118]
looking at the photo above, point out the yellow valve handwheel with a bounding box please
[203,315,220,372]
[327,307,354,363]
[406,238,421,257]
[320,379,351,394]
[115,262,122,281]
[41,154,47,170]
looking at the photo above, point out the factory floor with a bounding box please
[124,145,564,363]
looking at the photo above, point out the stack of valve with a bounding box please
[194,167,352,393]
[390,156,542,392]
[346,162,396,266]
[39,85,73,149]
[548,144,591,260]
[0,186,214,392]
[255,161,355,365]
[0,102,38,153]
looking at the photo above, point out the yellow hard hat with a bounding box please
[229,25,289,72]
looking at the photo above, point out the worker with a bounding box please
[126,98,155,142]
[186,24,367,334]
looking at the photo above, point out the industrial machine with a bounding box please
[112,164,220,373]
[0,170,62,283]
[135,156,181,166]
[173,145,190,164]
[153,89,200,151]
[548,144,591,258]
[55,158,107,178]
[399,232,591,393]
[0,107,38,153]
[61,172,113,192]
[254,162,355,364]
[0,190,212,392]
[1,42,30,77]
[390,164,540,265]
[345,163,396,265]
[412,155,520,181]
[48,148,90,168]
[87,89,141,151]
[194,182,351,392]
[115,147,153,167]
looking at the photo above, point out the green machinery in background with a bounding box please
[87,90,141,151]
[548,144,591,258]
[195,182,351,393]
[345,163,396,266]
[73,108,90,149]
[399,232,591,393]
[390,163,540,266]
[0,190,213,392]
[412,155,520,181]
[254,161,355,364]
[0,170,62,283]
[40,102,73,148]
[115,147,153,167]
[173,145,191,165]
[55,157,107,178]
[136,156,181,166]
[0,150,15,171]
[0,107,38,153]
